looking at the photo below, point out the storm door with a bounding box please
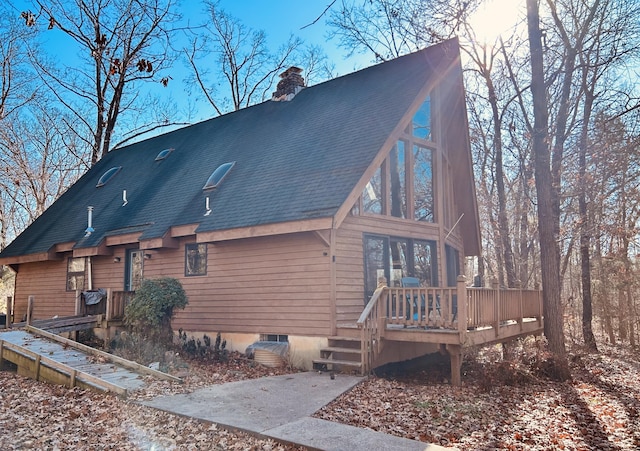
[125,249,144,291]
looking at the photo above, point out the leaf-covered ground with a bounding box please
[316,338,640,450]
[1,337,639,450]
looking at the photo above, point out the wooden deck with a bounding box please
[315,276,544,386]
[0,326,181,397]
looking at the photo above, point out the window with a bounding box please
[262,334,288,342]
[389,141,406,219]
[66,257,85,291]
[363,235,437,299]
[185,243,207,276]
[363,166,383,214]
[413,145,434,222]
[203,162,235,190]
[445,245,460,286]
[96,166,122,187]
[412,96,432,140]
[155,148,173,161]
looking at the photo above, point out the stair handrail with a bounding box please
[357,279,388,373]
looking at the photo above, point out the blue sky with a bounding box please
[9,0,372,123]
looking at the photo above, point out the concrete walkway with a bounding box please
[143,371,452,451]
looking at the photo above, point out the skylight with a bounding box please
[155,148,173,161]
[203,162,235,190]
[96,166,122,188]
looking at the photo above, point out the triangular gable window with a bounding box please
[203,162,235,190]
[96,166,122,187]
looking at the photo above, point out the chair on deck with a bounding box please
[401,277,425,321]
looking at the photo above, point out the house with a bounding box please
[0,38,542,384]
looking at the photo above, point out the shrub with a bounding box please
[124,277,188,345]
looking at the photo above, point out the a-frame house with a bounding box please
[0,38,543,384]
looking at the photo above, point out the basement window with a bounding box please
[203,162,235,190]
[96,166,122,187]
[261,334,288,343]
[155,148,173,161]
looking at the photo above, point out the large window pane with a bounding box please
[363,167,383,214]
[389,141,406,218]
[364,235,388,300]
[414,145,434,222]
[414,240,437,287]
[412,96,431,140]
[389,238,408,287]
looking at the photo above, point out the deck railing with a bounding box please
[356,285,386,372]
[106,291,135,321]
[356,276,542,373]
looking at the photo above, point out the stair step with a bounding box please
[327,336,360,342]
[312,358,362,368]
[321,347,361,354]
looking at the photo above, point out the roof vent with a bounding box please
[272,67,305,101]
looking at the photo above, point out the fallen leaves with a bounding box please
[315,341,640,450]
[0,351,303,450]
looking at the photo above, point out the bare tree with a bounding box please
[185,0,305,115]
[22,0,180,165]
[0,106,87,240]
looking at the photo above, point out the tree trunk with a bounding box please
[526,0,569,377]
[578,91,597,351]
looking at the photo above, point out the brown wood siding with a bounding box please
[148,233,333,337]
[335,215,451,324]
[13,260,77,320]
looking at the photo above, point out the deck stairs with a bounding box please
[312,332,364,374]
[0,325,181,397]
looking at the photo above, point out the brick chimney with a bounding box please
[272,66,305,101]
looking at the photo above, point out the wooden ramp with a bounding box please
[0,326,181,397]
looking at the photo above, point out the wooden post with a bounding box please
[0,340,4,370]
[75,289,82,316]
[5,296,11,329]
[105,288,113,321]
[492,279,500,336]
[457,275,467,339]
[69,369,77,388]
[516,280,523,331]
[5,296,13,329]
[447,344,462,387]
[26,296,34,326]
[34,355,41,381]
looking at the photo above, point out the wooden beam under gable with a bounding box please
[140,230,180,250]
[105,232,142,247]
[196,218,333,243]
[73,240,111,257]
[313,230,331,247]
[170,223,198,238]
[53,242,75,253]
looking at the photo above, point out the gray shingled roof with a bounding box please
[0,38,468,259]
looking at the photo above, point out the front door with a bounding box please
[125,249,144,291]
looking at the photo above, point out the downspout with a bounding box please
[86,256,93,291]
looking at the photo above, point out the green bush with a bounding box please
[124,277,188,345]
